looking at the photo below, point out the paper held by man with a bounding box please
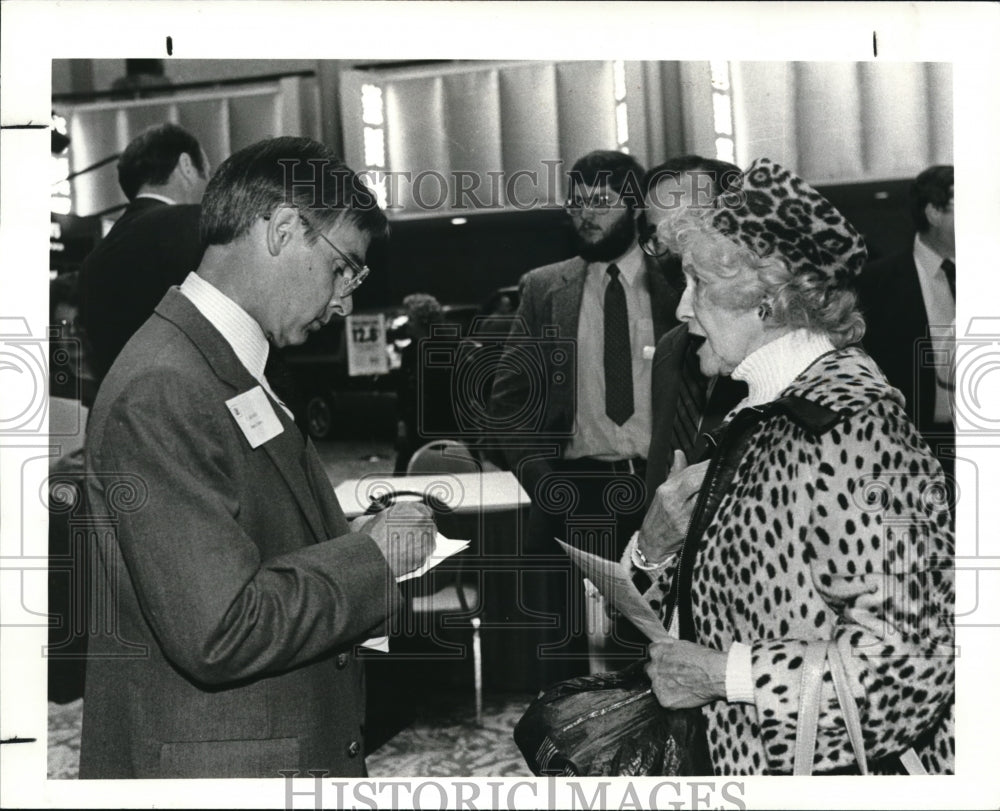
[556,539,670,644]
[362,532,469,651]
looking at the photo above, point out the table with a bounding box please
[333,470,528,517]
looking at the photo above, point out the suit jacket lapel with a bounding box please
[644,254,680,341]
[154,289,330,543]
[550,258,587,342]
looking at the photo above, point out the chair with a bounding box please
[405,438,482,476]
[406,439,484,724]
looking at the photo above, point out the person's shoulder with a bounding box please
[654,322,689,354]
[89,317,204,428]
[132,202,202,231]
[520,256,583,286]
[859,248,914,282]
[782,345,905,421]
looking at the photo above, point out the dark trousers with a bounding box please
[520,457,649,691]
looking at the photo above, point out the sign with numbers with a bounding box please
[345,313,389,376]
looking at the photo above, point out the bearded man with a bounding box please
[489,150,679,687]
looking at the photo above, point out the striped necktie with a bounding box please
[667,336,709,463]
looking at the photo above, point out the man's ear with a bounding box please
[265,205,299,258]
[925,201,948,229]
[176,152,199,182]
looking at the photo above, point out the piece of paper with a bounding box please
[396,533,470,582]
[360,533,470,650]
[556,538,671,643]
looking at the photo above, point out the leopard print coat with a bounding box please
[642,347,954,775]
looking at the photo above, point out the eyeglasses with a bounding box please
[638,220,671,258]
[300,214,370,297]
[564,194,614,216]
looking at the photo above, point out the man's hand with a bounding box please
[351,501,435,578]
[635,451,709,564]
[644,639,728,709]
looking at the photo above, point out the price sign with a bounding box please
[345,313,389,376]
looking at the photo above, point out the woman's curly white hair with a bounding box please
[659,206,866,349]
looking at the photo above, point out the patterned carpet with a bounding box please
[47,691,536,779]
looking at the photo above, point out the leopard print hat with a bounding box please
[711,158,867,288]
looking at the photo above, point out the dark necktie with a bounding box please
[604,264,634,425]
[668,337,709,463]
[264,350,307,440]
[941,258,956,299]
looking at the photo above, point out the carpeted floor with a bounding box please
[47,691,536,779]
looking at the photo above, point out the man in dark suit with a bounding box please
[637,156,748,507]
[858,165,955,474]
[490,150,679,685]
[78,122,210,387]
[80,137,434,779]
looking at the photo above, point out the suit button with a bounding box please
[347,740,361,758]
[336,653,349,669]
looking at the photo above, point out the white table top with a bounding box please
[332,470,529,518]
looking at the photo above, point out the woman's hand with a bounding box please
[644,639,728,709]
[635,451,709,564]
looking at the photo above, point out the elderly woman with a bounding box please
[627,159,954,775]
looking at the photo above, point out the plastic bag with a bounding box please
[513,661,711,776]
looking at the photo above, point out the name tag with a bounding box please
[642,345,656,360]
[225,386,283,448]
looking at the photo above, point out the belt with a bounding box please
[557,456,646,475]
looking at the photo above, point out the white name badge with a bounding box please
[225,386,284,448]
[642,345,656,360]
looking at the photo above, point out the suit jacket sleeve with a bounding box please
[95,366,400,687]
[488,269,557,495]
[645,324,689,502]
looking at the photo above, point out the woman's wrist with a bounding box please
[627,532,675,572]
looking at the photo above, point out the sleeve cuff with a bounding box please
[725,641,756,705]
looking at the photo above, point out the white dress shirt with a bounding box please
[179,272,294,420]
[565,242,655,460]
[912,234,956,424]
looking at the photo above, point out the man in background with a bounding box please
[858,165,956,476]
[78,122,210,385]
[638,156,748,503]
[490,150,679,686]
[80,137,433,779]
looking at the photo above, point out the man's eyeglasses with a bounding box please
[564,195,614,216]
[300,215,370,297]
[638,220,671,258]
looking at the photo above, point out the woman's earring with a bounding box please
[758,300,773,320]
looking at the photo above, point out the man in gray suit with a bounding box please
[490,150,679,686]
[638,156,747,504]
[80,137,433,779]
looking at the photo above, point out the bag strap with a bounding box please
[794,640,924,775]
[827,640,869,775]
[793,642,828,774]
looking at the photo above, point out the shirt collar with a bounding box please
[135,192,178,205]
[179,272,270,381]
[591,241,644,286]
[913,233,952,282]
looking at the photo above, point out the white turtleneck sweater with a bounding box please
[720,328,836,704]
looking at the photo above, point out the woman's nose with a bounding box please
[675,282,694,323]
